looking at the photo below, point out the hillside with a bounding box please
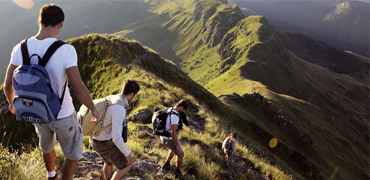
[114,0,369,179]
[229,0,370,57]
[0,34,293,180]
[1,0,369,179]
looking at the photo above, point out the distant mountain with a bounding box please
[0,0,153,83]
[229,0,370,57]
[114,0,369,179]
[1,0,369,179]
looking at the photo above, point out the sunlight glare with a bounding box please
[12,0,34,9]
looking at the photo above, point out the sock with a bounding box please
[47,170,56,178]
[165,161,170,166]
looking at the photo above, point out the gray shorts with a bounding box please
[161,138,183,155]
[92,139,128,170]
[34,112,82,160]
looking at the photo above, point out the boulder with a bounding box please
[134,109,152,124]
[132,159,161,175]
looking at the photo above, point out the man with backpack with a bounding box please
[3,4,99,180]
[222,132,237,167]
[92,80,140,180]
[160,99,189,177]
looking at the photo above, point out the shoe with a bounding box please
[48,173,57,180]
[162,162,171,170]
[175,168,182,178]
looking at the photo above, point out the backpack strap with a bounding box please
[20,39,30,65]
[227,137,233,150]
[39,40,66,67]
[43,40,66,117]
[99,95,126,132]
[55,79,68,118]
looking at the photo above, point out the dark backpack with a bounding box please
[13,39,67,123]
[152,108,179,137]
[224,137,233,151]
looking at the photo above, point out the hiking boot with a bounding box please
[175,168,182,178]
[162,162,171,171]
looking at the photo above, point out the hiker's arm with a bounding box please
[66,66,98,119]
[222,138,227,149]
[110,105,130,156]
[180,112,189,126]
[232,140,237,153]
[171,124,181,149]
[3,64,17,114]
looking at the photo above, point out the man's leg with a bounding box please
[111,159,134,180]
[53,112,82,180]
[60,158,78,180]
[165,150,175,163]
[103,163,112,180]
[176,151,184,169]
[34,123,57,179]
[225,154,229,166]
[43,149,57,172]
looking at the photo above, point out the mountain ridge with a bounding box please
[115,0,369,179]
[0,33,293,180]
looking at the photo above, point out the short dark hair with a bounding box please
[122,79,140,95]
[176,99,189,110]
[229,132,237,138]
[39,4,64,27]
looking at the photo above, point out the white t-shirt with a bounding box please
[10,36,77,119]
[93,94,130,156]
[161,108,180,140]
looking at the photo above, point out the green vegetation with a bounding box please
[0,0,368,179]
[116,0,369,179]
[0,34,292,179]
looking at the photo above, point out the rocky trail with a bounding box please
[73,107,271,180]
[73,150,270,180]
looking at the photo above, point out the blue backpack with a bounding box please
[13,39,66,123]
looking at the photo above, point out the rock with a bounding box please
[123,176,150,180]
[73,151,104,180]
[132,159,161,175]
[134,109,152,124]
[232,92,240,98]
[137,125,154,135]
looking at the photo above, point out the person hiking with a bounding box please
[3,4,99,180]
[161,99,189,177]
[92,79,140,180]
[222,132,237,167]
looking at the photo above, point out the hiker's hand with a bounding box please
[9,104,15,115]
[125,155,134,167]
[90,109,99,123]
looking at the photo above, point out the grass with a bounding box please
[0,32,297,180]
[0,143,65,180]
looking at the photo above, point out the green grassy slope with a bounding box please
[1,0,368,179]
[116,0,369,179]
[0,34,293,179]
[231,0,370,57]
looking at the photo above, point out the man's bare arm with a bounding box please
[171,124,181,148]
[3,64,17,114]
